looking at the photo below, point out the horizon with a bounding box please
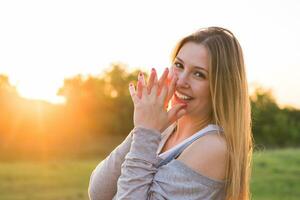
[1,67,297,111]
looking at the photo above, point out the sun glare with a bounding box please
[16,79,65,104]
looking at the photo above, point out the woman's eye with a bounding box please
[174,62,183,69]
[195,71,205,78]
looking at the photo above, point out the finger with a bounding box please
[158,68,169,95]
[167,104,187,123]
[138,71,146,86]
[167,66,173,78]
[151,82,158,97]
[166,67,174,86]
[128,82,138,103]
[176,109,187,119]
[169,75,178,96]
[159,85,168,104]
[154,69,158,84]
[166,75,178,104]
[137,79,143,99]
[147,68,156,94]
[142,80,147,97]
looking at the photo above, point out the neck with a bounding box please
[173,114,212,141]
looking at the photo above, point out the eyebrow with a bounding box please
[175,57,208,73]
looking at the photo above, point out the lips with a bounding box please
[175,91,193,100]
[173,91,193,104]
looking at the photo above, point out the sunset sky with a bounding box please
[0,0,299,108]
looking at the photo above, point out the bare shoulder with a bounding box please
[176,132,228,181]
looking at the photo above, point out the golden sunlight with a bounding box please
[16,79,65,104]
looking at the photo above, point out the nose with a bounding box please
[176,72,190,88]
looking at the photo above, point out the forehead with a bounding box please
[176,42,209,71]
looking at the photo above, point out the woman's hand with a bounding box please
[137,68,176,109]
[129,68,187,133]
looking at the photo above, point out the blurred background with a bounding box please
[0,0,299,199]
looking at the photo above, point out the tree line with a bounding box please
[0,64,299,160]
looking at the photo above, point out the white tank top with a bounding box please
[157,123,224,160]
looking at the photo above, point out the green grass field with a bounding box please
[250,148,300,200]
[0,148,299,200]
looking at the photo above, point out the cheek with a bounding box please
[193,84,211,102]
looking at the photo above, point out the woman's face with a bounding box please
[170,42,212,118]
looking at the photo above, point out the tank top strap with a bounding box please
[157,124,223,167]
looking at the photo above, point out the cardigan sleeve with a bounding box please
[88,132,133,200]
[115,126,163,199]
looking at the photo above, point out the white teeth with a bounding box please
[175,91,192,100]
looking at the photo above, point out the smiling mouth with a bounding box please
[174,91,193,103]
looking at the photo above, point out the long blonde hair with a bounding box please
[171,27,253,200]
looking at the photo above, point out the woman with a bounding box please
[88,27,253,200]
